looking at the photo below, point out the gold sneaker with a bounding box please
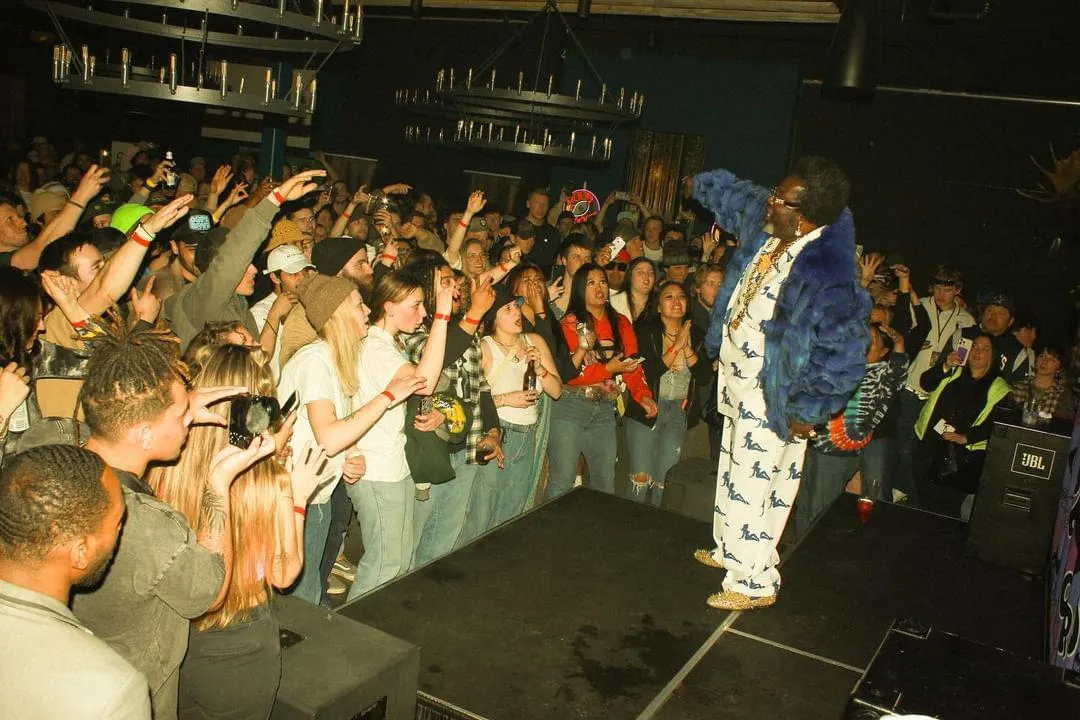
[693,548,723,569]
[706,590,777,610]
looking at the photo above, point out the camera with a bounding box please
[228,392,297,447]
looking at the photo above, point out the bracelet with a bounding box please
[271,189,287,206]
[381,389,396,404]
[458,218,469,229]
[462,315,480,326]
[292,505,306,518]
[67,199,85,210]
[379,253,396,262]
[432,313,451,323]
[131,224,155,248]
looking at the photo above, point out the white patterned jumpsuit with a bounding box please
[707,228,821,599]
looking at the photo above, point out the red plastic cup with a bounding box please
[857,497,873,523]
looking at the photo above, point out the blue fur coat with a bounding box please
[694,168,871,438]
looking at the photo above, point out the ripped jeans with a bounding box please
[625,398,688,507]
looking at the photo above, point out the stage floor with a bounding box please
[338,489,1046,719]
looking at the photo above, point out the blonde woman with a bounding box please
[149,344,327,720]
[349,269,453,599]
[277,274,426,605]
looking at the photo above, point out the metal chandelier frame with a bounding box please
[395,0,643,163]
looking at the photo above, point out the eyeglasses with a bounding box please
[767,189,800,211]
[605,262,628,272]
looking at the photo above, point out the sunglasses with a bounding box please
[605,262,628,272]
[767,189,800,211]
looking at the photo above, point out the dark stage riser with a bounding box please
[338,487,1045,720]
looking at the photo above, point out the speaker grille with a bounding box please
[415,692,489,720]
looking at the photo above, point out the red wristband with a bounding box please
[292,505,306,518]
[381,389,396,404]
[271,189,287,206]
[432,313,451,322]
[131,224,154,248]
[72,319,87,329]
[380,253,396,262]
[458,218,469,229]
[462,315,480,326]
[498,262,509,273]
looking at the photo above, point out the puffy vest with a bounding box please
[914,369,1010,451]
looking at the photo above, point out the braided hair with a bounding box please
[79,312,189,442]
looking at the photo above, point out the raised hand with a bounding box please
[275,169,326,203]
[209,165,233,197]
[381,182,413,195]
[468,275,496,318]
[465,190,486,216]
[434,281,455,317]
[188,385,249,426]
[548,276,565,302]
[149,158,174,187]
[289,442,330,502]
[223,182,249,209]
[129,276,162,324]
[209,435,276,490]
[142,194,193,235]
[40,270,83,315]
[72,164,111,205]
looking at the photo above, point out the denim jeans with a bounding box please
[546,394,618,499]
[625,398,688,507]
[858,437,893,503]
[794,449,860,537]
[344,477,414,601]
[414,449,476,563]
[468,422,539,534]
[286,500,332,605]
[892,391,925,502]
[319,480,352,601]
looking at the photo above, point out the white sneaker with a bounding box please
[327,575,348,596]
[331,555,357,582]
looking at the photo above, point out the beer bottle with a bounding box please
[523,359,538,392]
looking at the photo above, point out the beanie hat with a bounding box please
[109,203,155,234]
[311,236,363,277]
[266,219,305,252]
[297,274,356,332]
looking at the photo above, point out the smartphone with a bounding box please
[280,391,298,419]
[607,236,626,259]
[549,264,564,284]
[99,148,110,166]
[419,396,434,415]
[956,338,973,366]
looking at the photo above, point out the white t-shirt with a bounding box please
[249,292,284,382]
[278,341,352,505]
[355,325,410,483]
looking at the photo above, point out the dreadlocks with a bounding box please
[79,311,190,442]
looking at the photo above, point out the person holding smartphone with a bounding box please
[548,263,657,499]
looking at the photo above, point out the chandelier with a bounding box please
[394,0,643,163]
[27,0,364,119]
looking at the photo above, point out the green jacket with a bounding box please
[164,198,277,352]
[914,368,1010,451]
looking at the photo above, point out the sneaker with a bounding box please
[693,548,723,569]
[327,575,348,596]
[706,590,776,611]
[332,555,357,582]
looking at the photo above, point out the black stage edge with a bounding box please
[339,489,1046,720]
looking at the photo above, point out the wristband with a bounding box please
[462,315,480,326]
[498,262,509,273]
[432,313,451,323]
[293,505,306,518]
[271,189,287,206]
[379,253,396,262]
[144,179,158,190]
[458,218,469,229]
[67,199,86,210]
[381,389,396,404]
[131,224,155,248]
[72,319,87,329]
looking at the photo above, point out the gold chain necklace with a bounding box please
[729,240,790,330]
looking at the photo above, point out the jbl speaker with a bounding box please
[847,619,1080,719]
[661,457,718,524]
[966,420,1070,576]
[271,594,421,720]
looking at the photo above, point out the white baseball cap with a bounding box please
[264,244,315,275]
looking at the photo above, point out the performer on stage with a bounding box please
[689,158,870,610]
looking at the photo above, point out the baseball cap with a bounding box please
[265,244,315,275]
[662,240,693,268]
[84,199,113,221]
[616,210,637,225]
[29,189,67,222]
[170,210,214,246]
[982,291,1016,314]
[467,217,488,233]
[311,236,363,277]
[109,203,155,234]
[614,219,641,241]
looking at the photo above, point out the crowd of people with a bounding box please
[0,138,1074,717]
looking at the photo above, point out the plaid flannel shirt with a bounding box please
[402,327,490,464]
